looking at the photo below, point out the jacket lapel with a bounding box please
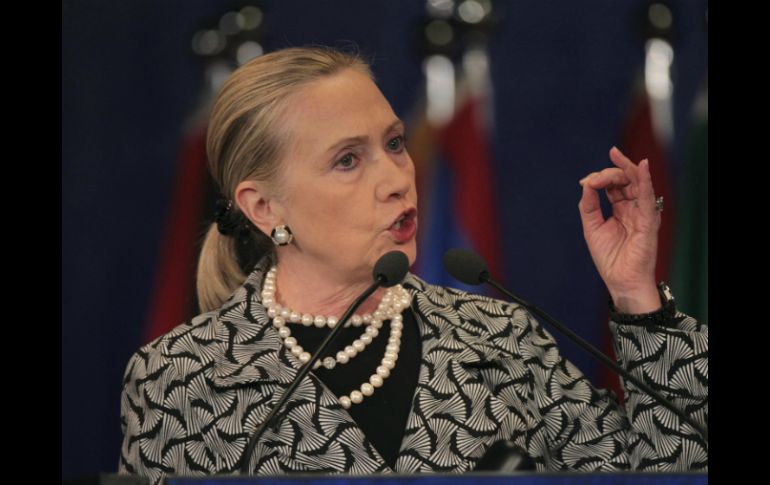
[205,255,388,473]
[395,275,519,473]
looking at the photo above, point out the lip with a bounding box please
[388,207,418,243]
[389,207,417,228]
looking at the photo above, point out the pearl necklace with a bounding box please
[261,267,407,370]
[260,265,412,408]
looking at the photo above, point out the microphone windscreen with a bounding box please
[442,248,489,285]
[373,251,409,287]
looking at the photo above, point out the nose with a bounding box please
[374,150,414,202]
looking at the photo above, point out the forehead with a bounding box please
[280,69,398,149]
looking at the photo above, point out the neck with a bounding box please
[269,254,387,318]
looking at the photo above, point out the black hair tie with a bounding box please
[214,198,240,236]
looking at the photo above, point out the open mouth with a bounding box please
[389,208,417,242]
[391,208,416,229]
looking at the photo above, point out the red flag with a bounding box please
[143,121,209,343]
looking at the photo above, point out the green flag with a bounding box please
[671,82,708,323]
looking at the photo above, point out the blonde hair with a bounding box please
[196,46,374,313]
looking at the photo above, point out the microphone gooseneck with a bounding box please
[443,248,708,443]
[239,251,409,474]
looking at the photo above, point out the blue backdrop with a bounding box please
[62,0,708,479]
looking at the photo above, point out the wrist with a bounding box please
[610,285,661,314]
[609,282,677,326]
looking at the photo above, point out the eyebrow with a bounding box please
[324,119,405,154]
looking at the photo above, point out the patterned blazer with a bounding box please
[118,255,708,485]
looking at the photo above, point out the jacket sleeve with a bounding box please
[609,309,708,469]
[118,342,205,485]
[505,304,707,471]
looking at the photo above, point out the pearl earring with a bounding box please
[271,225,293,246]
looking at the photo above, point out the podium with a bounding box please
[87,473,708,485]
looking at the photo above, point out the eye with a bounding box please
[387,134,407,152]
[334,152,358,171]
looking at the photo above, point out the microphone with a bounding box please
[373,250,410,287]
[442,248,708,443]
[239,251,410,474]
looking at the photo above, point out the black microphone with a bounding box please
[443,248,708,443]
[239,251,410,474]
[373,250,410,287]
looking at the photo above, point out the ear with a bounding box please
[234,180,285,237]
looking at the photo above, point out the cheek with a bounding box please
[293,192,375,240]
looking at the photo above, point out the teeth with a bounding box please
[392,211,411,231]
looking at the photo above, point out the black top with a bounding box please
[288,307,421,469]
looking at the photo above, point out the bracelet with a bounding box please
[608,282,677,326]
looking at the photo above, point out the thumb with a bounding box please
[578,179,604,237]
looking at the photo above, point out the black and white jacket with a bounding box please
[118,255,708,484]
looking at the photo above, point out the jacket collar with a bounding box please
[209,253,493,386]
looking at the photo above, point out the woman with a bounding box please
[118,46,707,484]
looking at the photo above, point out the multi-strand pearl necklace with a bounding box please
[260,266,412,409]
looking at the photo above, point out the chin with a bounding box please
[395,241,417,269]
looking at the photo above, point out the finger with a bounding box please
[578,180,605,236]
[609,146,636,169]
[605,185,629,205]
[582,167,631,190]
[607,177,640,204]
[609,146,640,186]
[638,159,658,217]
